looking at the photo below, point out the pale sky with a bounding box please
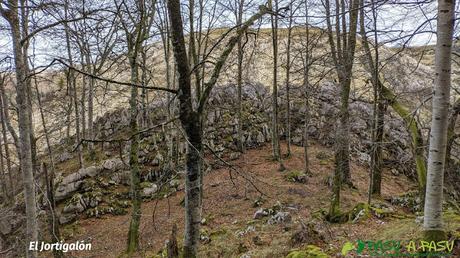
[0,0,458,69]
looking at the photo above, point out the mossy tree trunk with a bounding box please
[120,0,156,254]
[359,0,386,197]
[167,0,270,254]
[423,0,455,242]
[126,53,142,254]
[285,4,294,157]
[324,0,360,221]
[236,0,245,153]
[303,5,310,174]
[381,85,427,194]
[270,0,282,164]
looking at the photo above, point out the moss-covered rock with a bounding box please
[389,191,422,212]
[285,170,307,183]
[348,203,370,223]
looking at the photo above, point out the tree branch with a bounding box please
[197,4,271,114]
[36,59,177,94]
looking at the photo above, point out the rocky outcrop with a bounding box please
[54,166,102,202]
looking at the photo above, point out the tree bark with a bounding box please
[285,4,293,157]
[324,0,360,221]
[0,1,39,256]
[167,0,270,254]
[126,53,142,253]
[43,163,63,258]
[303,3,310,174]
[270,0,281,164]
[236,0,245,153]
[423,0,455,242]
[359,0,385,197]
[63,0,83,169]
[381,85,426,193]
[0,78,14,195]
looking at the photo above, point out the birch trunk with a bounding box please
[423,0,455,241]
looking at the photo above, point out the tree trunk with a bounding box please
[324,0,360,221]
[0,128,6,198]
[381,85,426,193]
[270,0,281,164]
[445,98,460,172]
[43,163,63,258]
[0,77,19,149]
[33,74,55,174]
[236,0,245,153]
[64,0,83,169]
[0,80,14,195]
[167,0,269,254]
[303,5,310,174]
[168,1,202,254]
[126,55,142,254]
[359,0,385,197]
[1,1,39,256]
[285,6,293,157]
[423,0,455,242]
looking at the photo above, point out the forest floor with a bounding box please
[60,142,460,258]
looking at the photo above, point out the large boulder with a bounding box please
[110,170,131,185]
[102,158,125,171]
[55,180,83,202]
[63,194,86,213]
[142,183,158,197]
[54,166,102,202]
[0,217,12,235]
[63,191,102,214]
[58,212,77,225]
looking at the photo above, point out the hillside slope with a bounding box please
[57,142,458,258]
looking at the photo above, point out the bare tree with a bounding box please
[324,0,360,222]
[0,1,39,256]
[167,0,270,254]
[115,0,157,253]
[423,0,456,242]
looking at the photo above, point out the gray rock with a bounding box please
[56,152,73,163]
[253,208,269,219]
[58,166,102,186]
[291,136,303,146]
[151,153,163,166]
[55,180,83,202]
[142,183,158,197]
[169,179,181,190]
[0,218,12,235]
[110,170,131,185]
[63,194,86,213]
[229,152,240,160]
[268,211,292,224]
[357,152,371,165]
[102,158,125,171]
[59,212,77,225]
[256,132,265,144]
